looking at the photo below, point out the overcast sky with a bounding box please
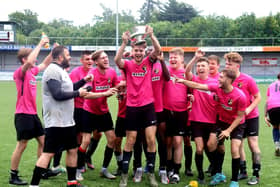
[1,0,279,26]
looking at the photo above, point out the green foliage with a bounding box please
[8,9,41,36]
[139,0,160,24]
[157,0,199,23]
[6,4,280,46]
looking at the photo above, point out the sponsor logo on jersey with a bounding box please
[95,85,110,91]
[132,72,146,77]
[152,76,160,81]
[221,104,232,111]
[29,80,36,85]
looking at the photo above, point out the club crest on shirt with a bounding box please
[154,68,159,74]
[142,65,147,73]
[228,98,233,105]
[108,77,111,83]
[238,82,242,88]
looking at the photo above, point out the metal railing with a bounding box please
[15,37,280,47]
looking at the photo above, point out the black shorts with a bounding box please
[82,110,114,133]
[126,103,157,131]
[115,117,126,137]
[243,117,259,137]
[217,120,245,140]
[156,111,165,124]
[268,107,280,126]
[74,108,84,133]
[164,109,188,137]
[191,121,217,139]
[14,113,45,141]
[44,126,77,153]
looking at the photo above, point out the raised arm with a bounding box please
[114,31,130,69]
[157,52,170,81]
[147,26,161,61]
[21,37,49,74]
[185,49,205,80]
[38,43,59,72]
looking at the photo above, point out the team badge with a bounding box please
[238,82,242,88]
[108,77,111,83]
[142,65,147,73]
[154,69,159,74]
[228,98,233,105]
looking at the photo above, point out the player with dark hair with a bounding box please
[115,25,161,187]
[184,50,218,184]
[29,45,93,187]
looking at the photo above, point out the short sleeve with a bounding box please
[248,76,259,96]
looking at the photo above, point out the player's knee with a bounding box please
[17,141,28,152]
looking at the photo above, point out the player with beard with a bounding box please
[70,51,103,174]
[77,50,119,180]
[175,69,246,187]
[184,51,218,184]
[10,36,52,185]
[163,48,189,184]
[115,25,161,187]
[224,52,261,185]
[29,45,94,187]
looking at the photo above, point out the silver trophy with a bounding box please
[130,26,147,45]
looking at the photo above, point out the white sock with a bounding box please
[275,141,280,148]
[101,167,107,172]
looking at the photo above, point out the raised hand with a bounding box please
[195,49,205,59]
[145,25,153,37]
[122,31,130,45]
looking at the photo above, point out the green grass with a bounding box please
[0,81,277,186]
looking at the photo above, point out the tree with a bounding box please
[8,9,42,36]
[157,0,199,23]
[139,0,160,24]
[93,3,137,24]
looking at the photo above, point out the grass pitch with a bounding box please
[0,81,276,186]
